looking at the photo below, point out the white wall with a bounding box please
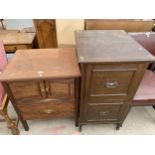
[4,19,34,30]
[56,19,84,45]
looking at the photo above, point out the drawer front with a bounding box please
[84,64,142,103]
[17,102,75,120]
[85,104,121,122]
[46,79,74,100]
[5,44,28,52]
[8,81,46,100]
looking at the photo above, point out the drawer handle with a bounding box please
[106,81,118,88]
[41,88,45,93]
[45,85,49,93]
[43,109,54,114]
[99,111,109,116]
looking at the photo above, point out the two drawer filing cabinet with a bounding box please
[0,48,80,131]
[75,30,155,131]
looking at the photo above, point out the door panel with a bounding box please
[46,79,74,100]
[34,19,57,48]
[8,81,46,100]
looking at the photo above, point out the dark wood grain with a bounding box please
[17,102,75,120]
[86,104,121,122]
[75,30,154,131]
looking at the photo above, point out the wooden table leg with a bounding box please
[0,110,19,135]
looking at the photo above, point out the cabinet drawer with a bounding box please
[17,102,75,120]
[85,64,139,102]
[5,44,28,52]
[86,104,121,122]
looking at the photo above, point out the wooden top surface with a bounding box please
[0,30,35,45]
[85,19,154,22]
[0,48,80,81]
[75,30,155,63]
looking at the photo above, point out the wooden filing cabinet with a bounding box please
[0,48,80,131]
[75,30,155,131]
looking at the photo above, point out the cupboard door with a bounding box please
[33,19,57,48]
[8,81,46,101]
[45,79,74,100]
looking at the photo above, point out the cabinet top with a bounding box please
[75,30,155,63]
[0,30,35,45]
[0,48,80,82]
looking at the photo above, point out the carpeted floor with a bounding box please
[0,102,155,135]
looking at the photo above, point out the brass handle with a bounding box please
[99,111,109,117]
[41,88,45,93]
[106,81,118,88]
[43,109,54,114]
[45,85,49,93]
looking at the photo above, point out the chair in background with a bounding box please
[0,40,19,135]
[129,32,155,107]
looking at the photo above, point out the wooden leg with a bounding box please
[79,125,82,132]
[75,121,79,127]
[0,110,19,135]
[152,105,155,110]
[116,123,122,130]
[21,120,29,131]
[74,78,80,128]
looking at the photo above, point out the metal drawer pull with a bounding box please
[106,81,118,88]
[41,88,45,93]
[45,85,49,93]
[43,109,55,114]
[99,111,109,116]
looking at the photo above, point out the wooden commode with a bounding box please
[75,30,155,131]
[0,48,80,131]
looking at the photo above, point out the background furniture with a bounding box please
[0,41,19,134]
[129,32,155,69]
[34,19,58,48]
[85,19,155,32]
[0,48,80,131]
[0,30,35,52]
[75,30,155,131]
[128,32,155,106]
[0,19,5,29]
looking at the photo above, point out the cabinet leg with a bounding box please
[152,105,155,110]
[21,120,29,131]
[75,121,79,127]
[79,125,82,132]
[116,123,122,130]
